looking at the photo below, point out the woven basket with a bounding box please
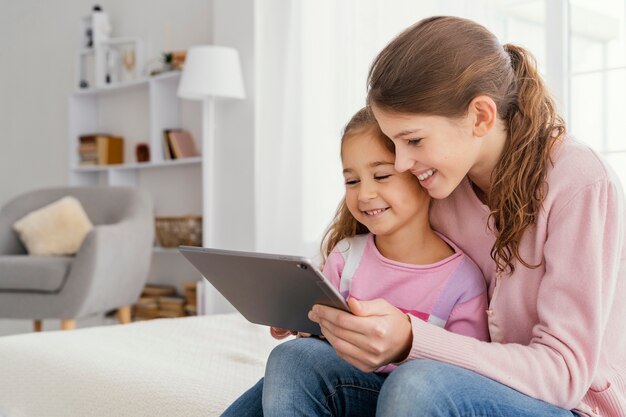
[155,216,202,247]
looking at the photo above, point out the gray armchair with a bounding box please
[0,186,154,331]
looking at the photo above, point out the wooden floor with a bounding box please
[0,314,119,337]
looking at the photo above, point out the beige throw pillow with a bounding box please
[13,196,94,256]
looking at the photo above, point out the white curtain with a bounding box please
[254,0,549,258]
[254,1,305,255]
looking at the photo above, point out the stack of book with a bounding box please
[78,134,124,165]
[158,296,186,318]
[183,281,198,316]
[162,129,199,160]
[132,283,198,321]
[133,297,160,319]
[133,284,176,320]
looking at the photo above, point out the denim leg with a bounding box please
[220,377,265,417]
[262,337,387,417]
[376,359,578,417]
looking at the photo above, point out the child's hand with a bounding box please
[270,327,297,339]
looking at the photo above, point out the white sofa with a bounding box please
[0,314,280,417]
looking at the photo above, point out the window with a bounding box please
[568,0,626,187]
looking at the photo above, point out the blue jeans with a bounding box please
[221,338,578,417]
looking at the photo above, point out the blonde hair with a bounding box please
[367,16,565,274]
[320,107,395,261]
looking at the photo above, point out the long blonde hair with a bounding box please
[367,16,565,274]
[320,107,395,261]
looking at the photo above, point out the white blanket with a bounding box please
[0,314,281,417]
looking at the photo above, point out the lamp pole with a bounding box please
[177,45,245,315]
[201,96,218,314]
[202,96,216,250]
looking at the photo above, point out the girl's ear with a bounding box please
[468,96,497,137]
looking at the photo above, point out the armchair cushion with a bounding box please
[12,196,93,256]
[0,255,72,292]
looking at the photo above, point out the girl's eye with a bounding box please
[374,175,391,181]
[407,138,423,146]
[345,179,359,186]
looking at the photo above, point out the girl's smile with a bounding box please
[361,207,390,217]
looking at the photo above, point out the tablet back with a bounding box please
[179,246,350,335]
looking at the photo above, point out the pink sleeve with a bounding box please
[321,247,345,292]
[445,294,490,342]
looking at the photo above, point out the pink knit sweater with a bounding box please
[405,138,626,417]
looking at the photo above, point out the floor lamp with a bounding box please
[178,46,246,313]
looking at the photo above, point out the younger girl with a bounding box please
[318,107,489,346]
[221,107,489,415]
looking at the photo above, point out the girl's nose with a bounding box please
[394,152,414,173]
[358,182,377,202]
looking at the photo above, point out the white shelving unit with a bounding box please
[68,70,205,293]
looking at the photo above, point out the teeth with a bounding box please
[364,208,387,216]
[417,169,436,181]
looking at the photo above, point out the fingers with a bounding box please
[319,317,387,358]
[309,305,370,336]
[348,297,393,317]
[320,328,380,372]
[270,327,296,340]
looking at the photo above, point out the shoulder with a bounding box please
[437,233,486,298]
[440,253,487,303]
[329,233,371,261]
[545,137,624,213]
[547,137,621,193]
[437,232,484,282]
[457,252,484,280]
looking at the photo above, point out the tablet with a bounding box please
[179,246,351,335]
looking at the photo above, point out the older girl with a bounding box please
[310,16,626,417]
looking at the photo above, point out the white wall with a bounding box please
[212,0,256,251]
[0,0,213,206]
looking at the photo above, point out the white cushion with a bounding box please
[13,196,94,256]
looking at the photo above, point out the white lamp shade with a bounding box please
[177,45,246,100]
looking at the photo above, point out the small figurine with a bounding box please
[136,143,150,163]
[91,5,112,46]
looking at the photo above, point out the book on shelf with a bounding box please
[158,296,186,317]
[184,304,197,315]
[132,284,197,320]
[134,297,160,319]
[183,281,198,307]
[163,129,200,159]
[141,284,177,297]
[78,134,100,165]
[161,128,180,160]
[97,135,124,165]
[77,134,124,166]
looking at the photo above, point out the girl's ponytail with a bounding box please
[488,44,565,273]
